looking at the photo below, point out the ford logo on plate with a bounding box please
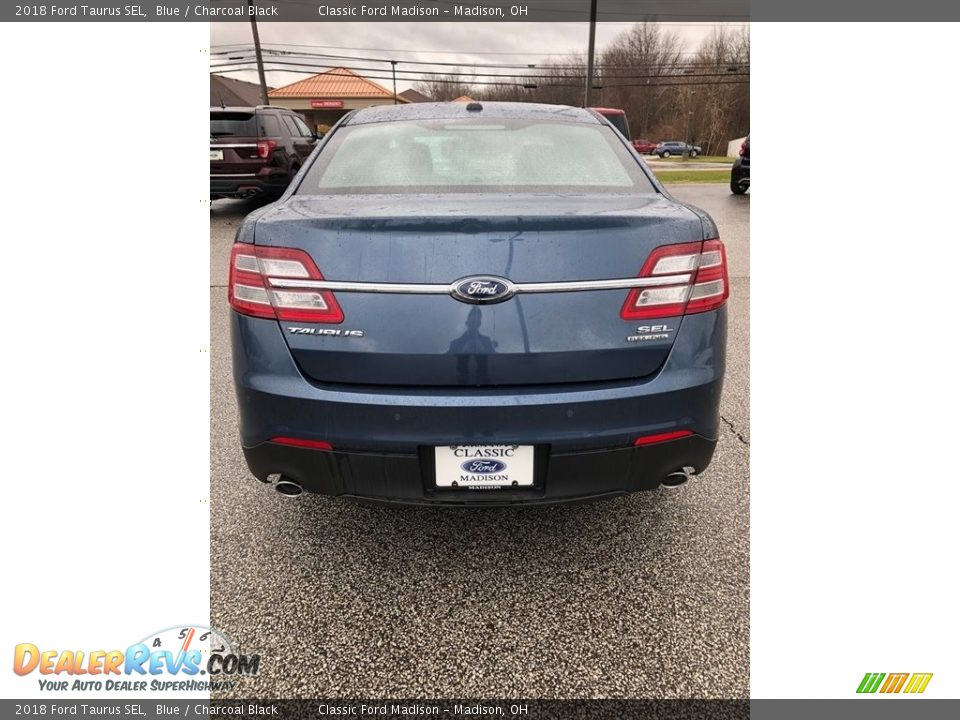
[460,459,507,474]
[451,276,516,305]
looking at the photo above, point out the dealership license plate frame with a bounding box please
[210,149,224,161]
[434,444,535,489]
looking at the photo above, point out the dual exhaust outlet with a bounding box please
[261,469,692,498]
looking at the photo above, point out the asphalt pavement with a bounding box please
[209,184,750,698]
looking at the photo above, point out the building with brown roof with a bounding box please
[211,74,271,108]
[267,67,409,132]
[398,88,432,104]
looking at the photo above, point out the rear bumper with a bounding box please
[210,172,289,198]
[243,434,717,506]
[231,307,726,505]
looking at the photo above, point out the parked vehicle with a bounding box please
[229,101,728,505]
[654,141,702,158]
[730,135,750,195]
[590,107,631,140]
[211,106,319,200]
[633,139,658,154]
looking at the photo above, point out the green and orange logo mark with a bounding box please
[857,672,933,694]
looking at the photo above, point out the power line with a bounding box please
[210,32,746,57]
[211,67,748,90]
[211,58,746,80]
[213,47,748,72]
[212,42,725,61]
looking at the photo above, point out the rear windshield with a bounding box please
[211,112,265,137]
[298,119,655,195]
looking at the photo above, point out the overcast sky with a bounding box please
[210,22,747,93]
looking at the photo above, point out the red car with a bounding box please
[633,139,657,154]
[590,107,630,140]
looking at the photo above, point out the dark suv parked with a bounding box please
[730,135,749,195]
[211,106,319,200]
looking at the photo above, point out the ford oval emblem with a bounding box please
[460,459,507,474]
[450,276,516,305]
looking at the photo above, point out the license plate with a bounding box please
[210,149,224,161]
[434,445,534,489]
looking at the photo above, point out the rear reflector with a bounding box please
[621,239,729,320]
[228,243,344,323]
[634,430,693,446]
[269,436,333,451]
[256,139,277,159]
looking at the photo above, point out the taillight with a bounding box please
[256,139,277,159]
[739,140,747,156]
[228,243,344,323]
[620,239,729,320]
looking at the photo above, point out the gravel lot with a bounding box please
[210,184,750,698]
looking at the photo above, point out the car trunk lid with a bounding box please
[248,193,706,387]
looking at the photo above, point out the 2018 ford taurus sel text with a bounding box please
[229,102,728,505]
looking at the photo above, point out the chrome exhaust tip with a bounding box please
[661,470,690,489]
[274,478,303,497]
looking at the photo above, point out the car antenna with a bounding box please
[217,91,226,109]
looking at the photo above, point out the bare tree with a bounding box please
[686,26,750,155]
[412,69,478,101]
[599,22,685,138]
[413,23,749,156]
[595,22,749,153]
[477,53,586,106]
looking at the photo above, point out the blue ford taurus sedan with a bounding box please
[229,102,728,505]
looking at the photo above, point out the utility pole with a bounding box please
[391,61,398,104]
[248,0,269,105]
[584,0,598,107]
[684,86,695,157]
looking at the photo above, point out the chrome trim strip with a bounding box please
[210,143,258,149]
[211,173,258,178]
[268,275,692,294]
[271,280,452,294]
[517,277,688,293]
